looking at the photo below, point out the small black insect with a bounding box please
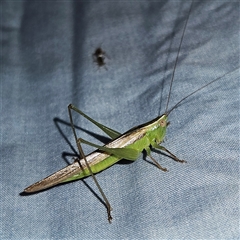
[93,47,107,69]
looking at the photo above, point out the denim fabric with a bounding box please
[1,1,239,239]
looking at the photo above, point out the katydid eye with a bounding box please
[159,119,166,127]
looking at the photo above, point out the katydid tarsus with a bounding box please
[23,2,237,223]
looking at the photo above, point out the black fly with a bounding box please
[93,48,107,69]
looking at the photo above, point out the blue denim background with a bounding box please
[1,1,239,239]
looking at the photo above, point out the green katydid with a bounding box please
[23,2,237,223]
[23,70,233,221]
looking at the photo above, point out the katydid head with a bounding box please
[146,114,169,145]
[144,114,168,132]
[157,114,169,143]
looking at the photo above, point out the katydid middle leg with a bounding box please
[152,142,186,163]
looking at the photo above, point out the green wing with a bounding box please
[80,138,139,160]
[71,106,121,139]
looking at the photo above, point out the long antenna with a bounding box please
[166,68,238,116]
[165,1,193,113]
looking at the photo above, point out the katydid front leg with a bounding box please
[145,146,168,172]
[152,142,186,163]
